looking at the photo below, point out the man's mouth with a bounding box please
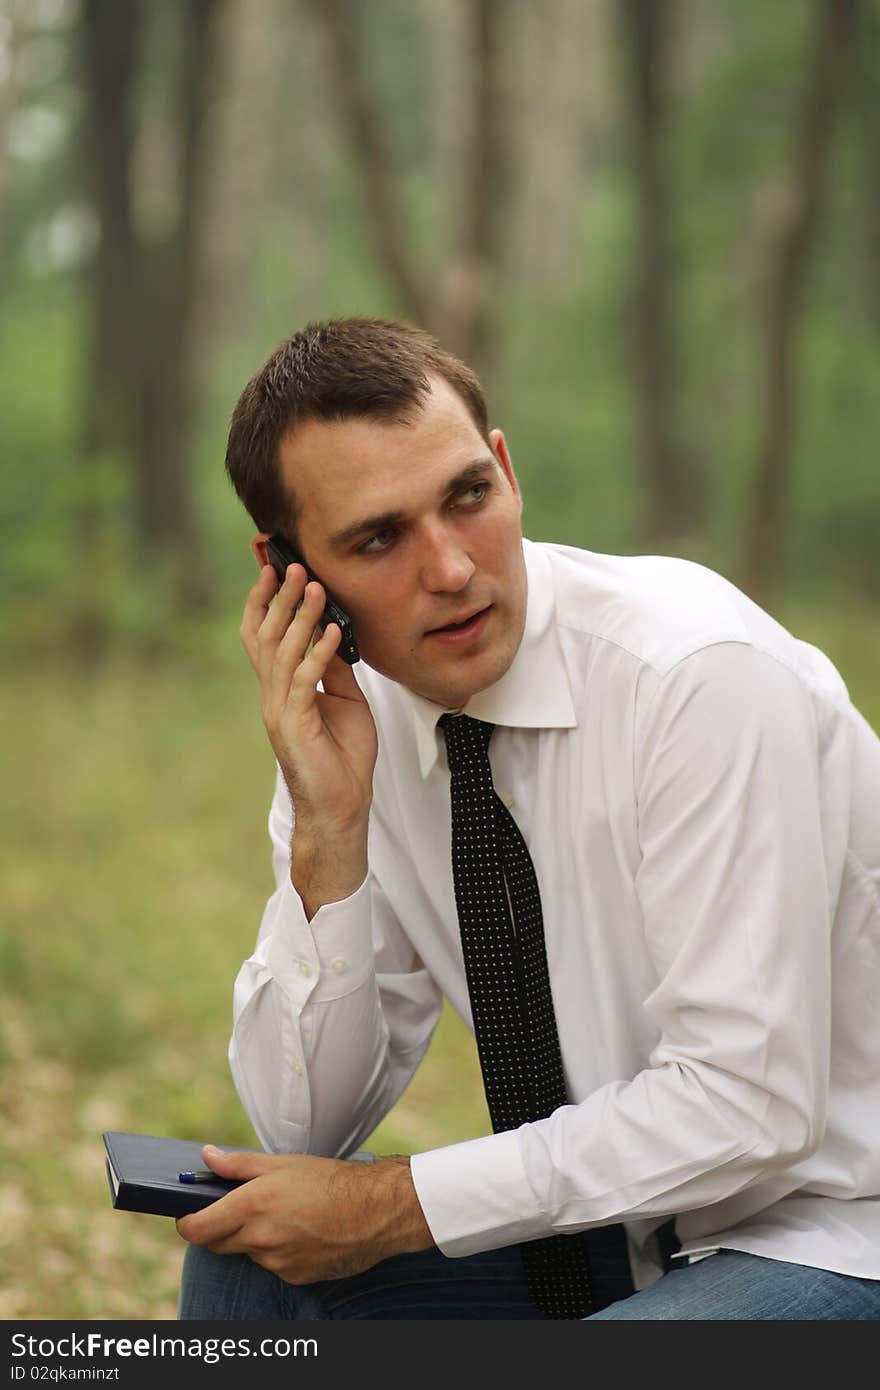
[425,606,491,636]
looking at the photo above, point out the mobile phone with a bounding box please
[265,534,360,665]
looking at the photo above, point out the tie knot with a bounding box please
[439,712,495,767]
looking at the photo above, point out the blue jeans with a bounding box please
[178,1242,880,1321]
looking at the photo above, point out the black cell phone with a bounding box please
[265,534,360,665]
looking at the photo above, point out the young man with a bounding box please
[177,318,880,1320]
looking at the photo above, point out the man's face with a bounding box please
[270,376,528,708]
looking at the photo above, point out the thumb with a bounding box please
[202,1145,278,1181]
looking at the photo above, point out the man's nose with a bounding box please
[419,523,476,592]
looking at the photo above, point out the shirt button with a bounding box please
[298,961,313,978]
[331,957,348,974]
[292,1062,304,1076]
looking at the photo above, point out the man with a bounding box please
[177,317,880,1319]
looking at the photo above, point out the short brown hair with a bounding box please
[225,317,490,540]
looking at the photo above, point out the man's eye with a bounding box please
[359,529,396,554]
[457,482,490,505]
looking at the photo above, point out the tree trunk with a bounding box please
[311,0,513,388]
[198,0,285,345]
[314,0,432,327]
[439,0,508,385]
[855,1,880,330]
[0,1,25,291]
[507,0,603,292]
[743,0,858,604]
[621,0,690,549]
[74,0,144,655]
[134,0,225,609]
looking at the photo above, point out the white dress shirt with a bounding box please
[230,538,880,1289]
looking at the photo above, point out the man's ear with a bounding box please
[489,429,522,511]
[251,534,272,569]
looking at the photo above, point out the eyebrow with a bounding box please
[326,458,496,550]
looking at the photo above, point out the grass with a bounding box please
[1,597,876,1318]
[0,645,488,1319]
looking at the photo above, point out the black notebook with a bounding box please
[103,1130,260,1218]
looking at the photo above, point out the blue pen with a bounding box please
[178,1169,215,1184]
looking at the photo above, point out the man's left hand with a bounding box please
[176,1146,434,1284]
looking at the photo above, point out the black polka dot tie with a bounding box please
[440,713,630,1319]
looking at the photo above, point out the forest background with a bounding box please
[1,0,878,1319]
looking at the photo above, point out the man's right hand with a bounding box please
[240,562,378,915]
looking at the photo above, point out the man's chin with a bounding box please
[406,649,513,710]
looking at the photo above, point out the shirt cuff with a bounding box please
[264,872,375,1006]
[410,1128,549,1257]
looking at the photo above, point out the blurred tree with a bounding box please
[620,0,699,549]
[314,0,433,327]
[438,0,509,372]
[856,0,880,331]
[506,0,601,293]
[134,0,224,608]
[743,0,859,604]
[74,0,225,647]
[198,0,285,346]
[0,0,22,282]
[311,0,512,385]
[76,0,144,653]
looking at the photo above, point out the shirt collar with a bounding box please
[404,538,577,778]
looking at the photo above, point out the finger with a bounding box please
[203,1231,251,1257]
[240,565,280,669]
[176,1188,248,1245]
[258,567,319,680]
[257,562,311,650]
[201,1145,284,1182]
[283,620,345,712]
[251,570,321,709]
[266,582,334,709]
